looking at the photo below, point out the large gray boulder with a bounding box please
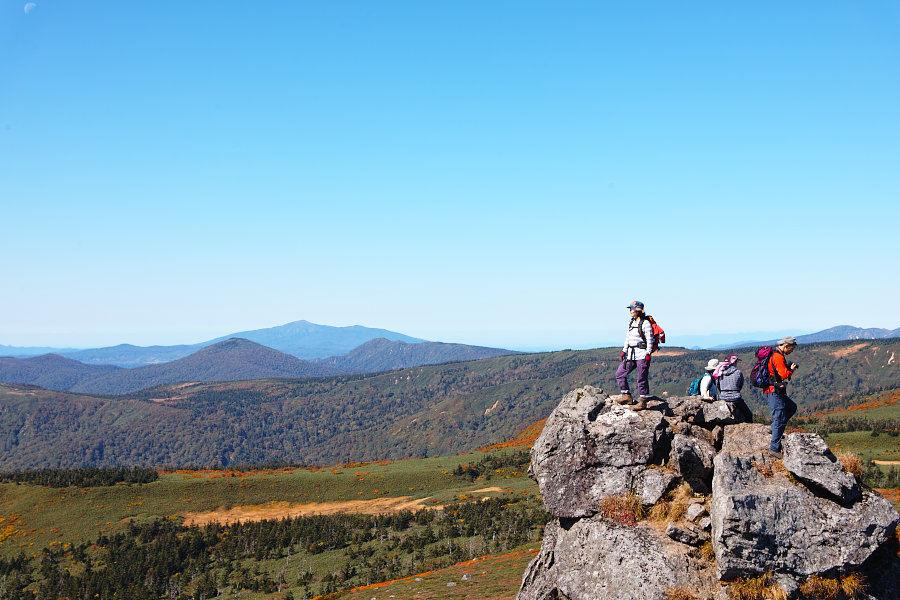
[665,396,745,427]
[699,400,743,427]
[711,424,899,580]
[529,386,670,517]
[782,432,861,505]
[517,516,720,600]
[669,433,716,494]
[664,395,705,423]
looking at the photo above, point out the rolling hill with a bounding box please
[0,354,121,390]
[0,337,896,470]
[311,337,520,373]
[0,339,342,395]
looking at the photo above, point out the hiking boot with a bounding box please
[615,392,633,405]
[632,396,648,411]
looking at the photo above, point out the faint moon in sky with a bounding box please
[24,2,37,14]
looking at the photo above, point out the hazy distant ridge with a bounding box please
[207,320,425,360]
[64,343,203,367]
[709,325,900,349]
[1,320,426,366]
[311,338,520,373]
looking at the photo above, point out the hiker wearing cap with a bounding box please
[699,359,719,401]
[765,336,799,455]
[717,354,751,423]
[615,300,655,411]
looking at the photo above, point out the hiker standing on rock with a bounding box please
[615,300,655,411]
[766,336,799,455]
[716,354,752,423]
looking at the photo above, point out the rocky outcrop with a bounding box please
[711,426,898,580]
[528,386,670,518]
[517,387,900,600]
[668,433,716,494]
[519,516,720,600]
[781,432,861,505]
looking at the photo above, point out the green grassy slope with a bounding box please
[0,451,536,558]
[0,447,542,600]
[795,390,900,472]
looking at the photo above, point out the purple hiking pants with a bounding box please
[616,358,650,397]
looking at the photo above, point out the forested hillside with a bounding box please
[0,338,896,470]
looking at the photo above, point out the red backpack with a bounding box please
[639,315,665,353]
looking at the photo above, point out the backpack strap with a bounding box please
[637,316,652,350]
[769,350,786,386]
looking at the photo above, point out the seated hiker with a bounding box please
[715,354,752,422]
[699,359,719,401]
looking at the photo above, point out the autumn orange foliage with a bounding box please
[875,488,900,505]
[157,467,302,478]
[0,515,27,545]
[806,390,900,419]
[479,418,547,452]
[319,547,540,599]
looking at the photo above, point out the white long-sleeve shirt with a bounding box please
[622,317,655,360]
[700,373,717,400]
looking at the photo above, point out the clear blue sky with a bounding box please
[2,2,899,350]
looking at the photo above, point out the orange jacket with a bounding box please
[764,350,793,393]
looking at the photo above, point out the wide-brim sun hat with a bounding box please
[705,359,720,371]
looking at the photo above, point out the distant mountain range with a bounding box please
[4,321,898,365]
[0,336,519,395]
[708,325,900,350]
[0,321,896,396]
[1,320,426,367]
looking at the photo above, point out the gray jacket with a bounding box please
[716,365,744,401]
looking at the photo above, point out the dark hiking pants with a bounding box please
[616,358,650,397]
[726,397,754,424]
[765,388,797,453]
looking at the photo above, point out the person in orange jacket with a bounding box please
[765,336,799,455]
